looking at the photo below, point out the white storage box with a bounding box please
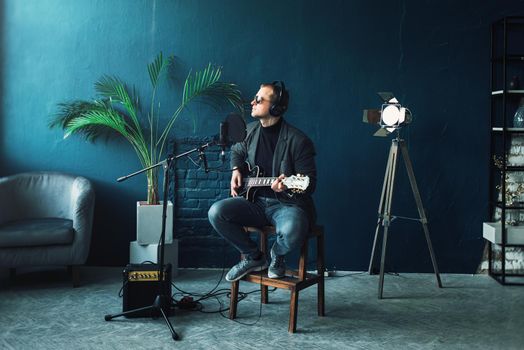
[483,222,524,245]
[130,240,178,276]
[136,201,173,245]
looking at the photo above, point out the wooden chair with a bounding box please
[228,225,325,333]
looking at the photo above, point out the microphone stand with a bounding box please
[104,140,215,341]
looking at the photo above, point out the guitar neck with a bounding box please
[243,177,277,188]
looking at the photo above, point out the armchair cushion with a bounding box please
[0,218,74,248]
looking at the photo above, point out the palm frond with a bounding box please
[50,100,114,141]
[63,107,128,139]
[62,107,150,166]
[148,52,173,89]
[95,76,124,101]
[199,82,244,111]
[157,64,243,151]
[182,65,243,111]
[147,53,174,154]
[94,75,143,140]
[95,76,137,116]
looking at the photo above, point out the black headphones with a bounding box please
[269,81,287,117]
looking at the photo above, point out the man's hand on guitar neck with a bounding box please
[271,174,288,193]
[230,168,243,197]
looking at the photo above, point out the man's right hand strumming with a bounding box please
[230,168,243,197]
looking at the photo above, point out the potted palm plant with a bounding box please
[50,52,244,244]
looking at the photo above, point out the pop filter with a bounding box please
[224,113,246,144]
[216,113,246,163]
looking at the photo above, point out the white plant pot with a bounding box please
[129,239,179,277]
[136,200,173,245]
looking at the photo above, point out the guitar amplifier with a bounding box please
[122,263,172,318]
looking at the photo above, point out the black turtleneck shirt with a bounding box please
[254,118,283,197]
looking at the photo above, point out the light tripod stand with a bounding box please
[368,136,442,298]
[104,141,215,341]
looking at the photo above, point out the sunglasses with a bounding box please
[253,95,269,104]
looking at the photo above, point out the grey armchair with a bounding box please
[0,172,95,286]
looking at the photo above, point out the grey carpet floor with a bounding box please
[0,268,523,350]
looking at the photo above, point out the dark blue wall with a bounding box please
[1,0,523,272]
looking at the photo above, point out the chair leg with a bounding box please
[261,285,268,304]
[259,230,269,304]
[68,265,80,288]
[289,288,299,333]
[229,281,239,319]
[318,277,325,317]
[298,240,308,280]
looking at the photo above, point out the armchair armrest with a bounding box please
[69,176,95,264]
[0,176,17,225]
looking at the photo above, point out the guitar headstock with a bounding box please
[282,174,310,193]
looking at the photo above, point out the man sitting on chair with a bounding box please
[208,81,317,282]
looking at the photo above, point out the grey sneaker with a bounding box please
[268,249,286,279]
[225,255,268,282]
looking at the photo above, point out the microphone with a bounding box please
[199,150,209,173]
[219,122,228,162]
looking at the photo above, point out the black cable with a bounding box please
[118,280,127,297]
[140,260,156,265]
[169,238,228,308]
[167,237,277,325]
[387,271,402,277]
[217,273,267,326]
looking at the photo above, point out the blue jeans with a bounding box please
[208,196,310,258]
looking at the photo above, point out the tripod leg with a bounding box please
[378,141,399,298]
[399,141,442,288]
[420,221,443,288]
[159,304,179,341]
[105,304,157,320]
[369,142,395,274]
[105,296,179,341]
[153,295,179,340]
[369,223,383,275]
[378,223,390,299]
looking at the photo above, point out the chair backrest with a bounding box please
[0,172,89,223]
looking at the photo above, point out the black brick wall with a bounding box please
[169,137,238,268]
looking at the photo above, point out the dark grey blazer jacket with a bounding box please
[230,118,317,222]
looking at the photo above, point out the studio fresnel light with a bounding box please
[363,92,412,137]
